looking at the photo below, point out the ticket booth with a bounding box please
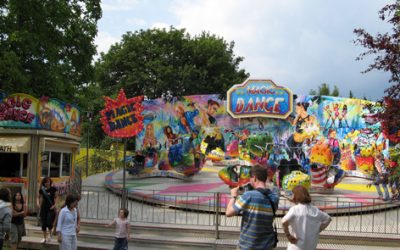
[0,93,81,213]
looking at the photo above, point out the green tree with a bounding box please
[0,0,102,101]
[309,83,340,97]
[332,85,340,97]
[354,2,400,98]
[354,2,400,143]
[94,27,249,99]
[349,90,354,98]
[319,83,331,96]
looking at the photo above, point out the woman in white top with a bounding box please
[56,194,79,250]
[282,185,331,250]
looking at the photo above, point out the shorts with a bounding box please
[10,223,25,244]
[41,210,55,231]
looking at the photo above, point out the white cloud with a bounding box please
[95,0,391,100]
[170,0,391,100]
[101,0,139,11]
[95,31,119,55]
[151,22,171,30]
[126,18,147,27]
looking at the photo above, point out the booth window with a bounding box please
[0,153,28,177]
[41,151,72,177]
[62,153,71,176]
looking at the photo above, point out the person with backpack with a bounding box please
[37,177,58,243]
[226,165,280,250]
[0,188,12,250]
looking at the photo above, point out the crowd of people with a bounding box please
[1,157,398,250]
[0,177,129,250]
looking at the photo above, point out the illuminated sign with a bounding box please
[227,79,293,119]
[100,89,144,138]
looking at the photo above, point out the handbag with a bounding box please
[256,188,279,248]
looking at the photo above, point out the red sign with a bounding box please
[100,89,144,138]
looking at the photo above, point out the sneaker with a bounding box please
[47,236,52,242]
[40,238,46,244]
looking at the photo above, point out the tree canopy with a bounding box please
[354,2,399,99]
[309,83,340,97]
[94,28,249,99]
[0,0,102,101]
[354,2,400,143]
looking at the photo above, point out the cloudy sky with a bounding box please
[95,0,393,100]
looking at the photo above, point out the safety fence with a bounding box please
[78,187,400,235]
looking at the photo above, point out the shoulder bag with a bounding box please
[256,188,279,248]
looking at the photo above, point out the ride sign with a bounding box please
[227,79,293,119]
[100,89,144,138]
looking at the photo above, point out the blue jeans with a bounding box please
[113,237,128,250]
[60,234,77,250]
[374,183,390,200]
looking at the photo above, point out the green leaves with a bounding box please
[95,27,248,100]
[309,83,341,97]
[0,0,101,102]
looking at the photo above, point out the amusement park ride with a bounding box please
[101,79,395,195]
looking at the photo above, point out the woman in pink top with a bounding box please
[106,208,130,250]
[282,186,331,250]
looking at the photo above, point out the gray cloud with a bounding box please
[96,0,392,100]
[172,0,392,100]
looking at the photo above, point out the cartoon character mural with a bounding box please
[131,95,234,178]
[130,92,388,191]
[0,93,81,136]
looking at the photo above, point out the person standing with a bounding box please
[56,194,80,250]
[10,192,26,250]
[37,177,58,243]
[373,153,390,201]
[0,188,12,250]
[282,185,331,250]
[226,165,280,250]
[105,208,131,250]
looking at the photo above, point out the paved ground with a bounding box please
[80,170,400,235]
[99,166,400,214]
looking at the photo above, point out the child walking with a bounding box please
[105,208,130,250]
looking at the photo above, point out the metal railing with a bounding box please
[78,187,400,235]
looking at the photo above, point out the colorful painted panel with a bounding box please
[0,92,81,136]
[134,93,387,188]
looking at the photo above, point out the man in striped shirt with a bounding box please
[226,165,280,250]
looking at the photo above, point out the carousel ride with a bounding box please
[102,82,399,213]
